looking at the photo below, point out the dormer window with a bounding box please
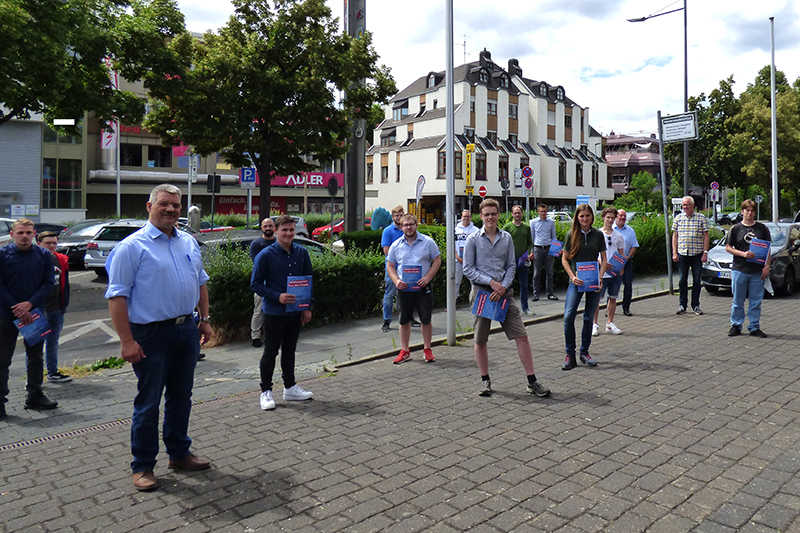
[539,84,547,97]
[500,76,508,88]
[557,87,564,100]
[428,74,436,88]
[479,70,488,84]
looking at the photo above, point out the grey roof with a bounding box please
[392,60,521,103]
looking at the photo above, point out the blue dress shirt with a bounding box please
[105,222,209,324]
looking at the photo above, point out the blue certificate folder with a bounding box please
[14,308,52,345]
[747,238,770,265]
[548,240,563,257]
[471,289,509,323]
[607,252,627,277]
[286,276,312,312]
[401,265,422,292]
[576,261,600,292]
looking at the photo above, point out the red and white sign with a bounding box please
[101,122,118,150]
[478,185,487,198]
[216,196,286,215]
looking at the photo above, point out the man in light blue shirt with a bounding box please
[386,214,441,364]
[530,203,559,301]
[613,209,639,316]
[106,184,212,492]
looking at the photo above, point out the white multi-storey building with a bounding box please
[366,50,611,221]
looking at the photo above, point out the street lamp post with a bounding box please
[629,0,689,197]
[593,141,602,198]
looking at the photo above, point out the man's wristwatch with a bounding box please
[199,316,211,323]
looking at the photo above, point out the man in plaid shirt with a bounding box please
[671,196,710,315]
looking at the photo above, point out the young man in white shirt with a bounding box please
[593,207,625,335]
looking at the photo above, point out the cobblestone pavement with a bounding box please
[2,291,800,532]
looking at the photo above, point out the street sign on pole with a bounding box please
[523,177,533,197]
[239,168,256,189]
[478,186,487,198]
[710,181,719,190]
[661,111,699,143]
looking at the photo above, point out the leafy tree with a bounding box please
[0,0,185,132]
[144,0,396,220]
[729,66,800,207]
[613,171,661,211]
[664,76,745,190]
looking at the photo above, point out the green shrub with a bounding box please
[204,245,253,343]
[342,229,382,252]
[310,250,385,325]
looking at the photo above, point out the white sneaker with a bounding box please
[605,322,622,335]
[284,384,314,401]
[260,390,275,411]
[591,323,599,336]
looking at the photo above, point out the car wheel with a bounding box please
[705,285,719,293]
[780,269,795,296]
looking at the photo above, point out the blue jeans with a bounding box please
[44,310,64,376]
[563,283,602,357]
[677,253,703,309]
[620,260,633,311]
[731,270,765,332]
[383,270,397,321]
[129,319,200,473]
[517,259,530,312]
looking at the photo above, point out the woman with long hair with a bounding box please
[561,204,607,370]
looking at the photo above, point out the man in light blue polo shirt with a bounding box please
[386,214,441,364]
[106,184,212,492]
[613,209,639,316]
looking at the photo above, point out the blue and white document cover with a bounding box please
[607,252,627,277]
[401,265,422,292]
[286,276,312,312]
[747,238,770,265]
[14,308,52,345]
[471,289,509,323]
[576,261,600,292]
[548,240,563,257]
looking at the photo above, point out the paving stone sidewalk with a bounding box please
[2,291,800,532]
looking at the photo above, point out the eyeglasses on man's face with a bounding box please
[402,223,417,227]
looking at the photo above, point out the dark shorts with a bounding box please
[398,287,433,325]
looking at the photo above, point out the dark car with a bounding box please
[84,220,148,276]
[34,222,68,235]
[701,222,800,296]
[196,230,337,257]
[56,219,115,267]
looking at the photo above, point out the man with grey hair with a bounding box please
[106,183,213,492]
[671,196,709,315]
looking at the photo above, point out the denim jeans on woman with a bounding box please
[563,283,602,357]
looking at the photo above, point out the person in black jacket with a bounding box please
[0,218,57,419]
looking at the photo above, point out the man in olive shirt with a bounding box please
[502,205,534,314]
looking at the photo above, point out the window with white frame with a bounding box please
[487,100,497,116]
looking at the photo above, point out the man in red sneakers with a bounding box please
[386,214,441,364]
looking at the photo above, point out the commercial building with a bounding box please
[604,132,668,196]
[366,50,610,221]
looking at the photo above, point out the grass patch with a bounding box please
[61,356,127,379]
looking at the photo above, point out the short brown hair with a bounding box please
[601,206,618,219]
[400,213,417,225]
[740,199,756,211]
[391,205,405,215]
[12,218,35,231]
[537,203,548,210]
[36,231,58,243]
[274,214,296,229]
[479,198,500,213]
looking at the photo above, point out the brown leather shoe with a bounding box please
[168,454,211,471]
[133,471,158,491]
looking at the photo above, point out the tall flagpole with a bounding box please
[445,0,456,345]
[769,17,779,222]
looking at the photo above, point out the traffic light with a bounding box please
[207,173,221,193]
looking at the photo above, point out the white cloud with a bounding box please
[177,0,800,136]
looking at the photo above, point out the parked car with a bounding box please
[311,217,371,241]
[701,222,800,296]
[34,222,68,235]
[716,212,743,225]
[546,212,572,223]
[0,218,15,246]
[57,219,120,267]
[196,230,337,257]
[84,220,147,276]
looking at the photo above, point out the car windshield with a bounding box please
[63,222,104,237]
[95,227,140,241]
[769,226,787,247]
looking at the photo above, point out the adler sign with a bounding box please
[254,172,344,188]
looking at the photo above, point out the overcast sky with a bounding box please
[177,0,800,137]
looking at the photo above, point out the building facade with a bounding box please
[604,132,668,197]
[366,50,610,221]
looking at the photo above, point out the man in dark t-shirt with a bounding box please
[725,200,771,338]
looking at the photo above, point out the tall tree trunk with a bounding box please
[256,151,272,222]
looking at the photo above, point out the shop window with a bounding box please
[148,145,172,168]
[120,144,143,167]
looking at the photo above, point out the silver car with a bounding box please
[701,222,800,296]
[84,220,147,276]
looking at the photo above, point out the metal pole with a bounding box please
[682,0,689,198]
[187,152,193,210]
[770,17,779,222]
[445,0,456,345]
[657,111,674,293]
[115,121,121,217]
